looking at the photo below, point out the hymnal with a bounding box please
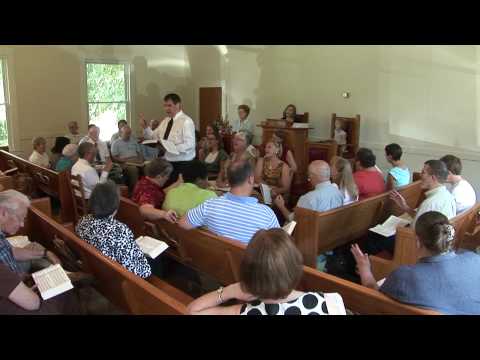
[324,293,347,315]
[260,184,272,205]
[141,139,158,145]
[31,264,74,300]
[136,236,169,259]
[282,221,297,236]
[369,214,412,237]
[7,235,32,248]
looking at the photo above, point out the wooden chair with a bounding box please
[67,172,89,226]
[370,202,480,279]
[331,113,360,158]
[26,205,190,314]
[152,220,439,314]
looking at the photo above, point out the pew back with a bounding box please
[26,206,189,314]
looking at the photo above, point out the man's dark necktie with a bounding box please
[163,118,174,140]
[95,143,101,162]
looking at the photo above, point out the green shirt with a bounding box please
[162,183,217,217]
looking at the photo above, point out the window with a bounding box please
[0,58,9,147]
[85,62,130,142]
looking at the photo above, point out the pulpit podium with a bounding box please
[259,119,313,185]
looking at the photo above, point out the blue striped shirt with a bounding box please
[186,192,280,244]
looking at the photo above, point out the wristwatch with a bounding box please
[217,286,224,304]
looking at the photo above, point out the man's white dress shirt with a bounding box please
[71,158,109,199]
[143,110,196,162]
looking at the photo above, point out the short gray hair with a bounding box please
[62,143,78,157]
[32,136,46,148]
[0,190,31,213]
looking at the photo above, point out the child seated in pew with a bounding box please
[440,154,476,214]
[187,228,345,315]
[385,143,411,190]
[351,211,480,315]
[28,136,50,169]
[76,181,152,279]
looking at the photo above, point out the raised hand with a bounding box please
[273,194,285,209]
[139,113,147,129]
[103,157,113,173]
[389,190,408,210]
[163,210,178,224]
[350,243,371,274]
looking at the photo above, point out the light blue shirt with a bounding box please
[111,137,141,159]
[186,192,279,244]
[297,181,344,213]
[381,251,480,314]
[388,166,411,188]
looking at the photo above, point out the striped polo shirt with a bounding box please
[186,192,280,244]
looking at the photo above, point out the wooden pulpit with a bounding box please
[259,120,313,186]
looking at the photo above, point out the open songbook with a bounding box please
[282,221,297,236]
[377,278,386,287]
[136,236,169,259]
[7,235,32,248]
[324,293,347,315]
[369,213,412,237]
[125,160,151,168]
[31,264,74,300]
[260,184,272,205]
[141,139,158,145]
[160,139,179,155]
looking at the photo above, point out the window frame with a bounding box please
[83,59,132,133]
[0,56,11,147]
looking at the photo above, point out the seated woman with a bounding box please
[351,211,480,315]
[282,104,297,125]
[270,130,297,173]
[55,143,78,172]
[187,228,344,315]
[216,131,256,187]
[131,158,181,222]
[255,140,292,199]
[76,181,152,279]
[385,143,410,190]
[232,104,254,134]
[353,148,385,200]
[28,137,50,168]
[50,137,71,170]
[330,156,359,205]
[198,124,219,160]
[199,131,228,179]
[163,160,217,217]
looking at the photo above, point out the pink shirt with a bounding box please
[353,170,386,201]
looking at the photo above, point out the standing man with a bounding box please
[79,125,110,163]
[140,93,196,184]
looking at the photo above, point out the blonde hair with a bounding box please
[331,156,358,199]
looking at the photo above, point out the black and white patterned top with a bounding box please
[240,292,334,315]
[76,215,152,279]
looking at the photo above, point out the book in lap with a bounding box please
[142,139,158,145]
[369,214,412,237]
[260,184,272,205]
[136,236,169,259]
[324,293,347,315]
[282,221,297,236]
[32,264,74,300]
[7,236,32,248]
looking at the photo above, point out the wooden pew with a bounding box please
[0,150,74,223]
[293,181,424,267]
[116,197,158,239]
[0,175,14,190]
[370,202,480,280]
[152,219,438,314]
[26,205,191,315]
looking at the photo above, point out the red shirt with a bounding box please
[353,170,386,201]
[131,177,165,208]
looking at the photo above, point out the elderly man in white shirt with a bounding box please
[79,125,110,163]
[71,142,113,199]
[140,93,196,185]
[440,154,477,214]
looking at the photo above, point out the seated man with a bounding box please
[65,120,83,145]
[274,160,344,222]
[110,119,128,144]
[440,154,476,214]
[131,158,180,223]
[79,125,110,163]
[353,148,386,200]
[162,159,217,217]
[366,159,457,255]
[0,190,75,314]
[178,160,279,244]
[71,142,113,199]
[28,137,50,168]
[110,125,143,192]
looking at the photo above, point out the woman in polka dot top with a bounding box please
[187,228,345,315]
